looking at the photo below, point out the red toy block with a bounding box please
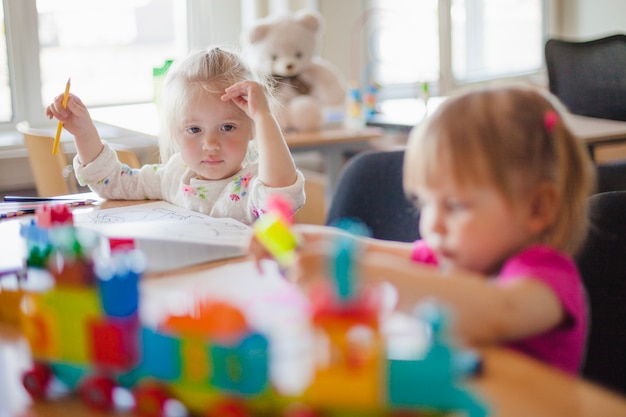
[36,204,73,228]
[88,316,140,370]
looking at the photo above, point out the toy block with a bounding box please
[49,257,95,287]
[253,194,298,267]
[140,327,182,381]
[181,336,211,383]
[161,299,248,342]
[0,286,23,324]
[387,302,488,417]
[302,322,383,410]
[254,214,298,266]
[109,238,135,252]
[96,250,144,318]
[209,332,269,396]
[20,293,60,359]
[36,204,73,228]
[44,286,101,364]
[88,315,140,370]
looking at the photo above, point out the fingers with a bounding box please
[221,81,252,101]
[46,93,79,121]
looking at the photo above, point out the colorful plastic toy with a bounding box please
[253,194,299,267]
[19,212,488,417]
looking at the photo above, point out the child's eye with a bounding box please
[295,51,302,59]
[445,200,467,211]
[186,126,201,134]
[221,124,235,132]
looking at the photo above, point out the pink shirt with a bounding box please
[411,241,587,375]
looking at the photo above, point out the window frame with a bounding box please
[2,0,551,132]
[0,0,246,133]
[372,0,550,100]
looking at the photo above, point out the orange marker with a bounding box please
[52,78,71,155]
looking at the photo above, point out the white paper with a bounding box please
[73,201,253,272]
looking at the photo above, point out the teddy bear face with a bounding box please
[246,15,320,78]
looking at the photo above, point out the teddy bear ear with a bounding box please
[294,9,323,34]
[248,23,271,44]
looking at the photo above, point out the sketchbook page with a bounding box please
[0,220,25,278]
[72,201,253,272]
[72,201,253,246]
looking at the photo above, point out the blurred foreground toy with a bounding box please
[253,194,299,267]
[19,208,488,417]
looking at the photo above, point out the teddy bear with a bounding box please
[243,9,346,131]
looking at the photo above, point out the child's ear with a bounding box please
[527,182,558,234]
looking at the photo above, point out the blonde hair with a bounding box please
[404,84,596,255]
[158,46,272,162]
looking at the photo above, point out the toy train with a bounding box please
[17,204,488,417]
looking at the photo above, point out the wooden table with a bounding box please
[284,126,385,195]
[564,114,626,159]
[367,98,626,162]
[2,201,626,416]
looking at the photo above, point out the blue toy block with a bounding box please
[387,302,488,417]
[139,327,182,381]
[210,332,269,396]
[95,251,145,318]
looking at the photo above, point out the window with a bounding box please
[451,0,544,81]
[1,0,245,131]
[37,0,187,108]
[0,1,11,122]
[369,0,545,98]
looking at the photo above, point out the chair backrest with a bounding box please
[545,34,626,121]
[325,150,420,242]
[17,122,143,197]
[115,148,142,169]
[17,121,78,197]
[575,191,626,396]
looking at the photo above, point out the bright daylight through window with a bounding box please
[36,0,187,108]
[0,1,11,122]
[370,0,543,94]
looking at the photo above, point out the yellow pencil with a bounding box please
[52,77,71,155]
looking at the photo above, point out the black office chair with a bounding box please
[325,150,420,242]
[545,34,626,121]
[575,191,626,396]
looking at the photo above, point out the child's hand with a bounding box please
[45,93,96,138]
[221,81,271,119]
[45,93,102,165]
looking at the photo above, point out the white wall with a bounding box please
[559,0,626,39]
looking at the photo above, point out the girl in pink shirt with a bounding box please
[262,85,595,374]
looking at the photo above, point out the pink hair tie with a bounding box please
[544,110,559,133]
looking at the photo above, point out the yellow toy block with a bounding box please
[181,336,211,383]
[43,286,101,364]
[254,214,298,266]
[0,288,23,324]
[303,318,384,410]
[20,293,60,359]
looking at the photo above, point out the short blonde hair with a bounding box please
[404,84,595,255]
[158,47,271,162]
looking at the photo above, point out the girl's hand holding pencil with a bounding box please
[52,77,71,155]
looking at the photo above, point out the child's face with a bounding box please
[175,92,253,180]
[414,170,539,276]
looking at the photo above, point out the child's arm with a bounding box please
[46,93,104,165]
[290,238,564,347]
[361,252,564,345]
[222,81,297,187]
[248,223,414,272]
